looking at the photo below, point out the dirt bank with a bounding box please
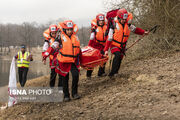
[0,50,180,120]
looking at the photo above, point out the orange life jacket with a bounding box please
[91,19,107,46]
[43,29,51,40]
[43,29,56,60]
[127,12,133,24]
[49,38,56,60]
[111,16,130,48]
[57,33,80,63]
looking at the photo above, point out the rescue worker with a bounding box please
[42,20,81,102]
[42,24,63,89]
[15,45,33,87]
[103,8,149,77]
[87,14,108,79]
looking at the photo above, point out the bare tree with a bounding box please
[78,26,91,46]
[18,22,35,52]
[103,0,180,50]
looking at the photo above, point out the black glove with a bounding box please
[44,39,49,43]
[105,30,108,36]
[91,28,96,32]
[100,50,105,55]
[109,18,115,30]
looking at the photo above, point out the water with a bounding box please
[0,59,50,87]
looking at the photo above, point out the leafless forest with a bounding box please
[0,0,179,54]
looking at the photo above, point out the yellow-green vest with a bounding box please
[17,51,30,68]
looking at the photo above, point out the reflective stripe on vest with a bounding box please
[57,33,80,63]
[17,51,30,68]
[55,59,68,74]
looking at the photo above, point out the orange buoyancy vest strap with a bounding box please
[58,33,80,63]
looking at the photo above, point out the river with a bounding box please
[0,59,50,87]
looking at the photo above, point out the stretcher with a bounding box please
[80,46,108,70]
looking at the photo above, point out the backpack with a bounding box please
[106,9,119,33]
[106,9,133,32]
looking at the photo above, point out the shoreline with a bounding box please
[0,47,43,61]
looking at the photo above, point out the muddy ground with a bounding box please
[0,50,180,120]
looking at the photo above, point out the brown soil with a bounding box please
[0,51,180,120]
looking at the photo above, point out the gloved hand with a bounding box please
[42,51,49,63]
[100,50,105,55]
[42,51,49,57]
[91,28,96,32]
[105,30,108,37]
[91,26,96,32]
[109,18,115,30]
[27,54,33,61]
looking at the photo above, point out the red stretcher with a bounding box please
[80,46,108,70]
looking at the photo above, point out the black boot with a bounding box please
[98,65,105,77]
[72,94,81,100]
[62,74,70,101]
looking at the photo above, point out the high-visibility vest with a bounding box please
[57,33,80,63]
[111,17,130,48]
[17,51,30,68]
[91,18,107,46]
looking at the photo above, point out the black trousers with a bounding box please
[86,63,106,77]
[18,67,29,87]
[61,64,79,98]
[50,68,63,88]
[109,51,123,76]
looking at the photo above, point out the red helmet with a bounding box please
[49,24,58,32]
[96,14,105,21]
[117,8,128,19]
[63,20,74,29]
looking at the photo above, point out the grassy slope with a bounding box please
[0,50,180,120]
